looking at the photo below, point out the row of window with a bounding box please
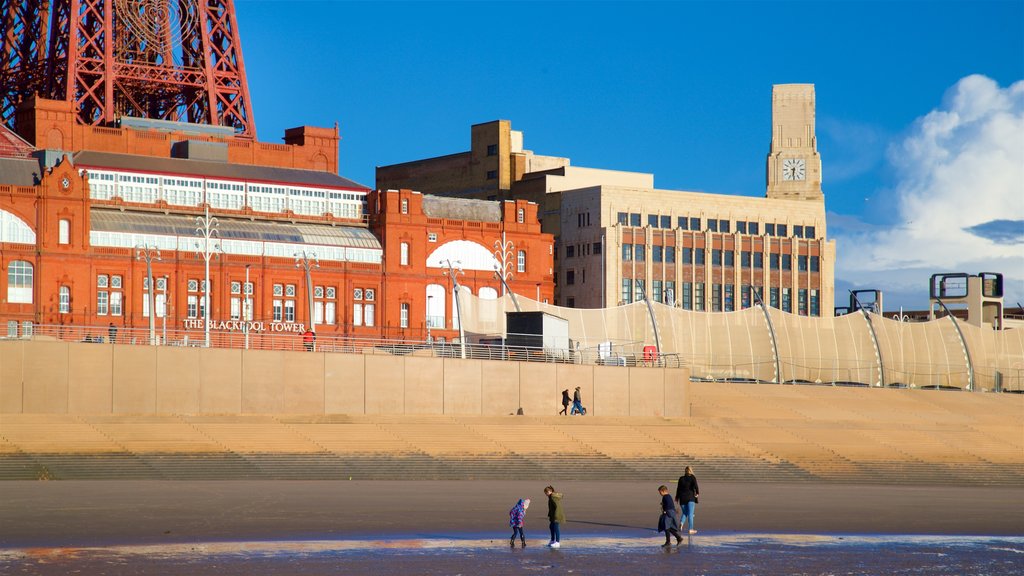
[90,230,382,264]
[563,242,602,259]
[618,245,821,271]
[619,279,820,316]
[616,212,817,239]
[14,267,370,327]
[86,169,367,219]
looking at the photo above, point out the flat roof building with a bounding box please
[377,85,835,316]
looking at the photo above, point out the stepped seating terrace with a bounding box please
[1,383,1020,485]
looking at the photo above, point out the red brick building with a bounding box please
[0,99,554,346]
[369,189,554,341]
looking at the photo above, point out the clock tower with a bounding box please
[766,84,823,201]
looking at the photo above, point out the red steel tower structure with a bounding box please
[0,0,255,137]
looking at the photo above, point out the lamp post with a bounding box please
[442,258,465,359]
[195,206,221,348]
[160,275,168,345]
[295,250,319,348]
[494,232,521,313]
[426,294,434,343]
[244,264,251,350]
[135,245,160,346]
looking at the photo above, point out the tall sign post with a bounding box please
[195,206,221,348]
[295,250,319,349]
[135,245,161,346]
[244,265,251,350]
[493,233,521,312]
[443,259,466,359]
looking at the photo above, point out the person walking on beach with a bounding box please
[544,486,564,548]
[675,466,700,534]
[509,498,530,548]
[560,389,571,415]
[571,387,585,415]
[657,485,683,547]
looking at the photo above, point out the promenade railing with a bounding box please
[8,324,685,368]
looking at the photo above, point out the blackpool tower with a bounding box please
[0,0,256,138]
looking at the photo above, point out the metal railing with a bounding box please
[8,324,686,368]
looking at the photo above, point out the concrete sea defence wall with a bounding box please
[0,340,688,417]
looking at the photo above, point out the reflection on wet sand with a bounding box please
[3,533,1023,576]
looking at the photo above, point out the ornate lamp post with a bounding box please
[135,244,161,346]
[195,206,221,348]
[493,233,521,312]
[295,250,319,346]
[442,258,465,359]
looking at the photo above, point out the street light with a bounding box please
[493,232,521,312]
[295,250,319,347]
[160,275,168,345]
[195,206,221,348]
[442,258,465,359]
[244,265,252,350]
[135,244,160,346]
[426,294,434,343]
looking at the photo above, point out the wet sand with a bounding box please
[2,480,1022,548]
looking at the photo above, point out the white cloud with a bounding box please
[834,75,1024,309]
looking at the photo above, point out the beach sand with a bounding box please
[2,480,1022,548]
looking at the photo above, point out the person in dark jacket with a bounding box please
[108,322,117,344]
[544,485,565,548]
[571,387,584,415]
[559,390,571,415]
[675,466,700,534]
[657,485,683,547]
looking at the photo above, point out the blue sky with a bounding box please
[235,1,1023,310]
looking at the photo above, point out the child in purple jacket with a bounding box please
[509,498,531,548]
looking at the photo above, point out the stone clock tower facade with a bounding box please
[766,84,823,201]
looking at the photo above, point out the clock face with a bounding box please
[782,158,806,181]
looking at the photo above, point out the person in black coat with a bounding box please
[657,485,683,547]
[560,389,571,415]
[675,466,700,534]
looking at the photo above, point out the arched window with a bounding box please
[0,208,36,244]
[7,261,33,303]
[426,284,446,330]
[400,242,409,266]
[517,250,526,273]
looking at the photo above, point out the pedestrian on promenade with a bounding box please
[675,465,700,534]
[571,387,585,415]
[560,389,571,415]
[108,322,117,344]
[544,485,564,548]
[657,485,683,547]
[302,329,315,351]
[508,498,530,548]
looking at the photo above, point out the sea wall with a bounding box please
[0,340,689,417]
